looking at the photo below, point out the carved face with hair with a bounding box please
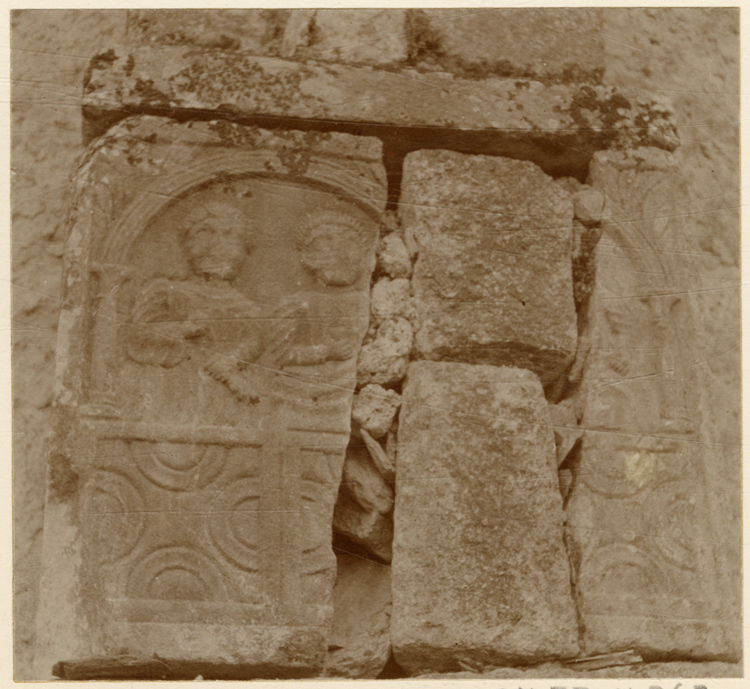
[183,202,252,281]
[296,210,368,287]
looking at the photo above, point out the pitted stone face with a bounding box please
[36,117,386,680]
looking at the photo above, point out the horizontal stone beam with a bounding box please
[83,47,678,178]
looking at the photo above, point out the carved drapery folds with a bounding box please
[36,117,386,679]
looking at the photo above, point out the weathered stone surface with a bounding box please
[566,148,738,660]
[325,552,392,678]
[370,277,414,327]
[352,384,401,439]
[573,187,605,227]
[34,116,386,679]
[361,429,395,482]
[377,233,412,279]
[82,47,679,173]
[549,399,582,467]
[392,361,579,674]
[357,318,412,387]
[333,492,393,564]
[408,8,604,82]
[401,151,578,385]
[283,9,408,66]
[128,9,287,53]
[340,443,394,516]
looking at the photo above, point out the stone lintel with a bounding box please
[82,47,679,178]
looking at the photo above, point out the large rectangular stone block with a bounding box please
[565,148,739,660]
[392,361,579,673]
[82,47,678,175]
[34,117,386,679]
[400,150,577,384]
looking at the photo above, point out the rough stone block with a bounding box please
[566,149,739,660]
[352,384,401,439]
[34,116,386,679]
[82,47,679,173]
[357,317,412,386]
[377,233,412,279]
[284,9,408,66]
[333,492,393,564]
[409,8,604,82]
[392,361,579,674]
[325,552,392,678]
[370,277,414,327]
[401,151,577,384]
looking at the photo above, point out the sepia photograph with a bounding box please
[10,6,742,683]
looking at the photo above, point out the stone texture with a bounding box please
[548,399,582,467]
[357,318,412,387]
[325,552,392,678]
[82,47,679,175]
[401,150,577,385]
[333,493,393,564]
[34,117,386,680]
[361,429,395,482]
[573,187,605,227]
[128,9,287,53]
[419,660,743,680]
[392,361,579,674]
[377,233,412,279]
[370,277,414,327]
[351,384,401,439]
[407,8,604,82]
[283,9,408,66]
[565,148,738,661]
[339,443,394,516]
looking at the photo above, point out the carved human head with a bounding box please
[295,210,369,287]
[183,202,252,281]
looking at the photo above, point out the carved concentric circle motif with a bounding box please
[127,545,230,602]
[207,475,263,573]
[579,542,669,611]
[129,440,226,491]
[649,489,700,571]
[83,469,146,564]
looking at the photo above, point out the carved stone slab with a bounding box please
[35,116,386,679]
[400,151,577,384]
[392,361,579,674]
[82,47,678,175]
[565,148,737,660]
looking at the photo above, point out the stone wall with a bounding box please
[12,9,740,681]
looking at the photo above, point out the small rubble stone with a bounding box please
[357,318,413,387]
[555,176,584,194]
[325,552,392,678]
[361,429,396,482]
[333,491,393,563]
[573,187,605,227]
[341,444,394,516]
[370,278,414,327]
[392,361,579,674]
[378,233,412,279]
[401,150,577,384]
[352,384,402,439]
